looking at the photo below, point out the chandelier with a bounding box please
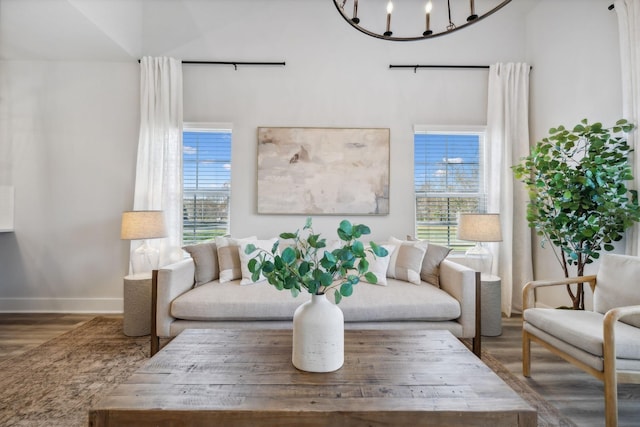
[333,0,513,41]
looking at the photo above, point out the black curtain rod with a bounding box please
[389,64,533,73]
[390,65,489,73]
[183,61,286,70]
[390,65,489,70]
[137,60,286,70]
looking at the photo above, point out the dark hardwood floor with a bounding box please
[0,313,638,426]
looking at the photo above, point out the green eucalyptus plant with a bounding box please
[513,118,640,309]
[245,217,388,304]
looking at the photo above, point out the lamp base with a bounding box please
[464,242,493,275]
[131,240,160,275]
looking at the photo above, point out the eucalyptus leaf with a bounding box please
[241,218,382,303]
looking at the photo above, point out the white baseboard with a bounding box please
[0,298,123,313]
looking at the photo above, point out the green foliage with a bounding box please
[244,218,389,304]
[513,119,640,308]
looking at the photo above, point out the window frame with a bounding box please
[413,124,487,252]
[182,122,233,245]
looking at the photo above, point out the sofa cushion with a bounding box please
[333,278,461,322]
[386,237,428,285]
[171,277,461,323]
[182,241,218,287]
[172,280,309,321]
[214,236,256,283]
[524,307,640,359]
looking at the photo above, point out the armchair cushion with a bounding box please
[594,254,640,328]
[524,308,640,359]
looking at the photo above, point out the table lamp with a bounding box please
[121,210,167,275]
[456,213,502,275]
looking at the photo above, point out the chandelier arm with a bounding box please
[332,0,513,42]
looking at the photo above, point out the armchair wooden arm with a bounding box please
[601,304,640,425]
[603,305,640,383]
[522,275,597,310]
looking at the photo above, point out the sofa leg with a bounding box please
[150,269,159,357]
[522,329,531,378]
[472,271,481,358]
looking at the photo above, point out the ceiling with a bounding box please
[0,0,263,61]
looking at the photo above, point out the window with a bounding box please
[182,124,232,245]
[414,127,486,251]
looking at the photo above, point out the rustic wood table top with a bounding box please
[89,329,536,427]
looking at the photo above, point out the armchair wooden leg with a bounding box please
[604,374,618,427]
[522,329,531,378]
[603,341,618,427]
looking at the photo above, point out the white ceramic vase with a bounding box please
[292,293,344,373]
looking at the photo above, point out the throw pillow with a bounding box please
[215,236,257,284]
[182,241,219,287]
[362,244,395,286]
[238,238,278,285]
[406,235,452,287]
[420,243,452,287]
[386,237,428,285]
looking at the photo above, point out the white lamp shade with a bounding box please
[456,213,502,242]
[120,210,167,240]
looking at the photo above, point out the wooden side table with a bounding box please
[480,274,502,336]
[123,273,152,337]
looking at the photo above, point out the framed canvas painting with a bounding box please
[257,127,390,215]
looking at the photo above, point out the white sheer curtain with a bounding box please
[486,63,534,316]
[132,57,184,268]
[616,0,640,256]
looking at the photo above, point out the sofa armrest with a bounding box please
[155,258,196,338]
[439,259,477,340]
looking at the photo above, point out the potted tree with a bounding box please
[513,119,640,309]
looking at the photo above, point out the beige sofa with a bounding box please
[151,238,481,356]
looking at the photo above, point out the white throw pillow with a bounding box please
[362,244,395,286]
[214,236,257,284]
[386,236,428,285]
[239,238,278,285]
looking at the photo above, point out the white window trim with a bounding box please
[414,124,486,134]
[184,122,233,132]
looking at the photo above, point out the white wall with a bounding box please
[0,61,139,311]
[0,0,625,312]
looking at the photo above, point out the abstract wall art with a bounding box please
[257,127,390,215]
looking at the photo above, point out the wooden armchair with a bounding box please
[522,254,640,427]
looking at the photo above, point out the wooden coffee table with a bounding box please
[89,329,536,426]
